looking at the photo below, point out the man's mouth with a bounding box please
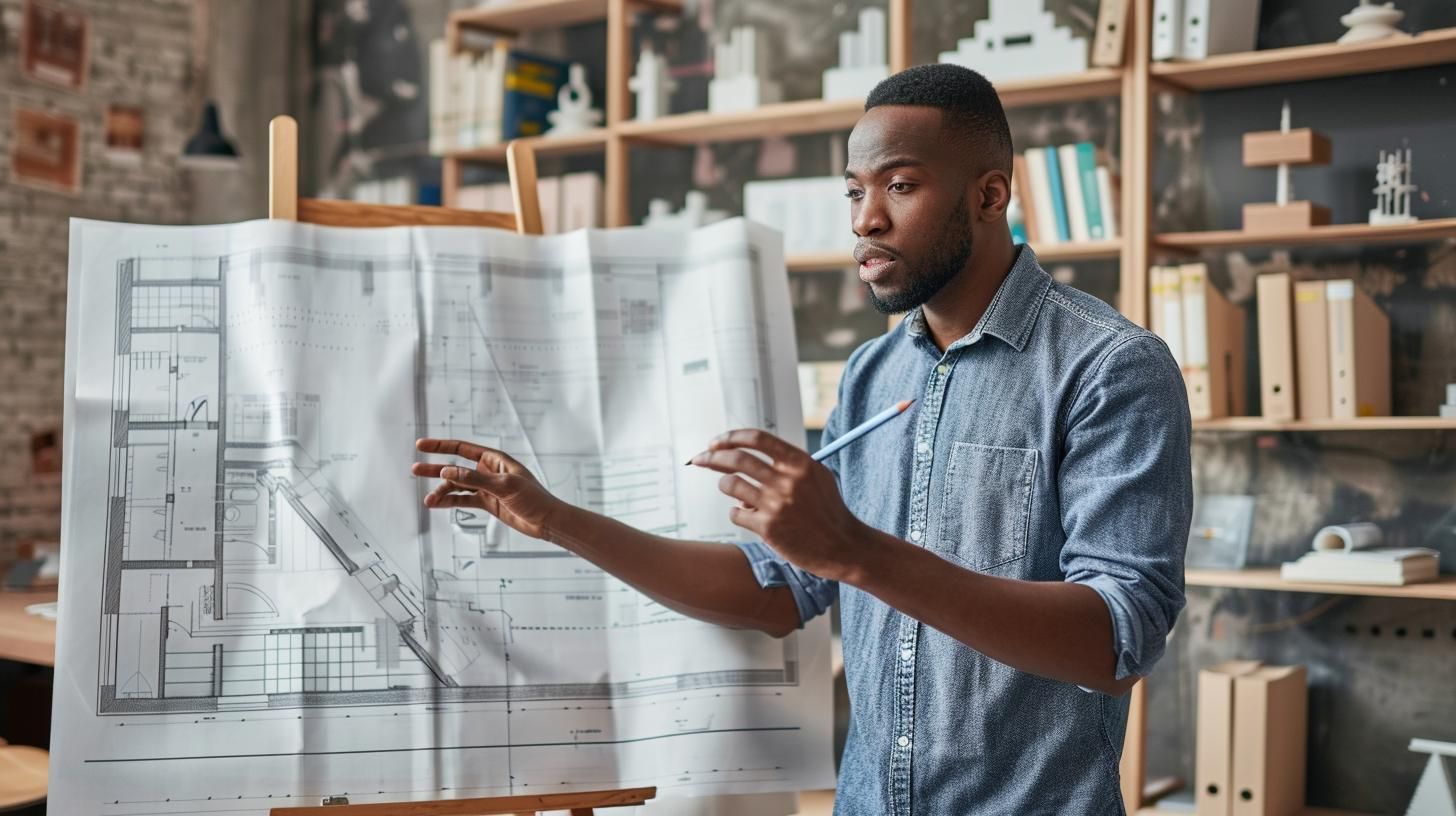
[854,245,900,284]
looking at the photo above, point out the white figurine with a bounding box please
[1339,0,1411,45]
[629,47,677,121]
[708,26,783,114]
[642,192,727,231]
[1369,147,1418,226]
[822,8,889,101]
[546,63,603,136]
[939,0,1087,83]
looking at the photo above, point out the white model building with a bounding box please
[822,8,889,101]
[938,0,1088,83]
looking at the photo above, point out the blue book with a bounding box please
[1075,142,1105,240]
[1042,147,1071,242]
[502,50,570,139]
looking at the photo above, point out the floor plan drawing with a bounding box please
[54,218,833,815]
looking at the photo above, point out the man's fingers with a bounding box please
[704,429,804,465]
[689,450,781,485]
[416,438,524,474]
[718,474,765,508]
[438,466,509,492]
[427,493,487,509]
[727,505,767,537]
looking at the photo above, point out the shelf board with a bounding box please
[1186,568,1456,602]
[618,98,865,145]
[788,240,1120,273]
[1194,416,1456,432]
[1151,27,1456,91]
[445,129,611,164]
[618,71,1124,146]
[1156,217,1456,250]
[1139,808,1374,816]
[995,67,1124,106]
[451,0,681,35]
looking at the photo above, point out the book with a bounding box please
[1057,145,1090,242]
[1074,143,1105,240]
[1293,280,1331,420]
[1281,548,1440,586]
[1096,165,1119,239]
[1012,153,1041,244]
[1326,280,1391,419]
[1255,273,1297,422]
[1023,148,1059,244]
[1183,0,1261,60]
[1042,147,1072,243]
[502,49,571,140]
[1152,0,1184,61]
[1092,0,1130,68]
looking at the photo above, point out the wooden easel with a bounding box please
[264,114,655,815]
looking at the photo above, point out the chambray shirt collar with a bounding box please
[901,245,1051,353]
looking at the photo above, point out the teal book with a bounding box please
[502,50,570,139]
[1042,147,1071,242]
[1075,142,1105,240]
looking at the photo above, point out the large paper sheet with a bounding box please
[53,217,834,815]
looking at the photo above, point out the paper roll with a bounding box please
[1312,523,1383,552]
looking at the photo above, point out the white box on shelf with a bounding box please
[708,74,783,113]
[1441,405,1456,418]
[821,8,889,101]
[744,176,851,256]
[822,65,889,102]
[937,0,1088,83]
[1447,384,1456,405]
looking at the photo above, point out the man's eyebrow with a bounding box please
[844,156,926,180]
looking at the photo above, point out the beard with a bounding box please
[865,197,974,315]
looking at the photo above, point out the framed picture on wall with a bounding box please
[104,105,145,161]
[22,0,89,90]
[11,108,82,194]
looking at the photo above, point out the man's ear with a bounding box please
[976,169,1012,222]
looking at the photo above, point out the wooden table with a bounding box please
[0,590,57,667]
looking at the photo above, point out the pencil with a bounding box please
[811,399,915,462]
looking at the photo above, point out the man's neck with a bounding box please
[918,232,1018,351]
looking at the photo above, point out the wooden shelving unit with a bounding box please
[786,239,1120,273]
[450,0,681,35]
[435,3,1456,812]
[1186,569,1456,602]
[1194,416,1456,432]
[445,128,611,164]
[1157,217,1456,251]
[1151,27,1456,91]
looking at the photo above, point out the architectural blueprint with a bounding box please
[53,217,833,815]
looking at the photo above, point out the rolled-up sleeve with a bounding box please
[1059,334,1191,680]
[734,538,838,624]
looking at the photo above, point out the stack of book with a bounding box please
[1148,263,1247,422]
[429,41,570,154]
[1281,547,1440,586]
[1010,143,1120,248]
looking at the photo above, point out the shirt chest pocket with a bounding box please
[935,442,1038,572]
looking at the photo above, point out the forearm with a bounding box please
[848,528,1132,696]
[547,503,800,637]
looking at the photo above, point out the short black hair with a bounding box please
[865,64,1013,173]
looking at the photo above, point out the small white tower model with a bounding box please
[629,46,677,121]
[708,26,782,114]
[822,8,889,101]
[1339,0,1411,45]
[1369,147,1418,226]
[938,0,1087,83]
[546,63,603,136]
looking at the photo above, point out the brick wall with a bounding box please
[0,0,194,559]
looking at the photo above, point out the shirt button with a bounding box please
[910,530,922,542]
[900,648,913,661]
[897,735,910,748]
[916,442,930,454]
[937,364,949,375]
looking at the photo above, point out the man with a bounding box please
[412,64,1191,815]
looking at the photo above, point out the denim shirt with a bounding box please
[738,246,1192,815]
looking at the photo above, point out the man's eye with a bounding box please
[844,189,864,200]
[889,182,914,193]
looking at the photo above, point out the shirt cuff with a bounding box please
[1075,572,1161,682]
[733,539,837,625]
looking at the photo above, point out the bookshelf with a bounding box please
[436,1,1456,811]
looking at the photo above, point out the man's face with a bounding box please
[845,106,975,314]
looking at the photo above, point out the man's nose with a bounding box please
[852,195,889,238]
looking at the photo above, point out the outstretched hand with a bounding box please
[411,439,560,541]
[688,429,870,582]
